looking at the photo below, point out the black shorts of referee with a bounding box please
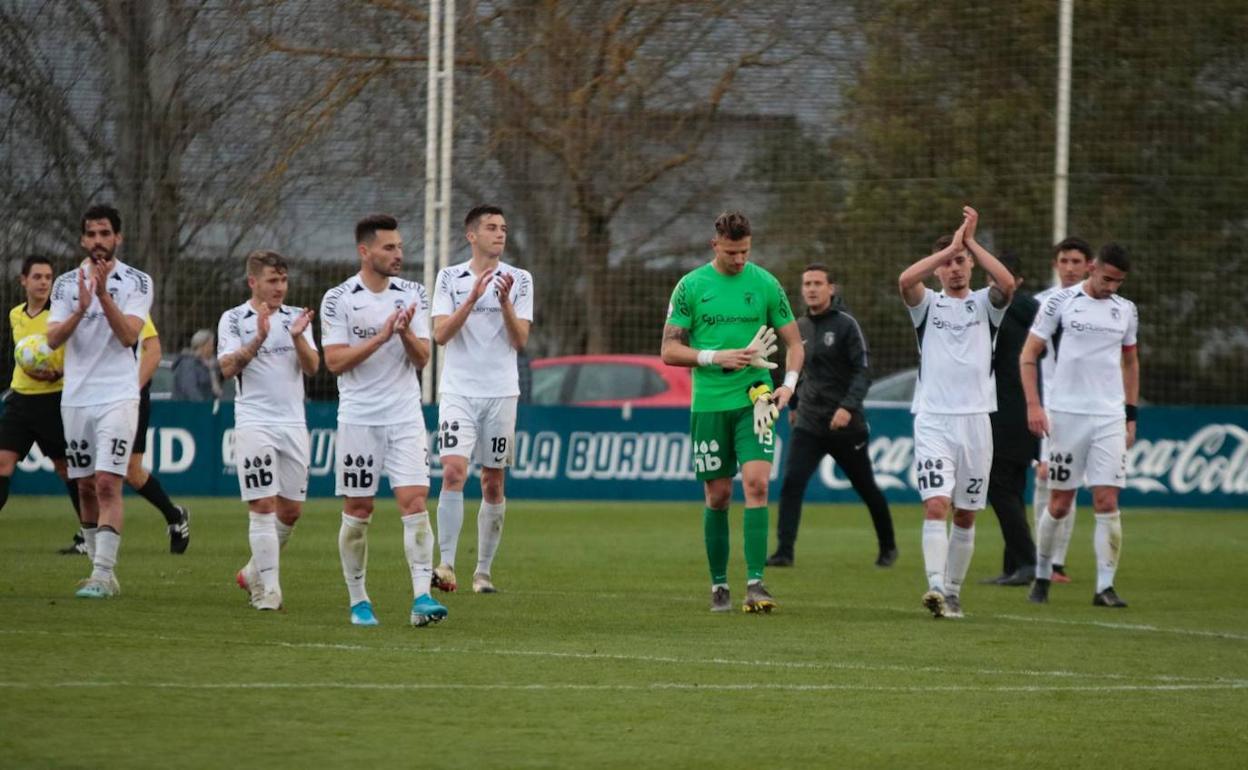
[0,390,67,461]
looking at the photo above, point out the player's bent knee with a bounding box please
[923,498,950,520]
[952,509,976,528]
[1091,486,1120,512]
[343,497,374,517]
[441,459,469,489]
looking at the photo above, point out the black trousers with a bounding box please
[775,425,896,555]
[986,453,1037,574]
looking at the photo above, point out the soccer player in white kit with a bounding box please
[1021,243,1139,608]
[898,206,1015,619]
[321,214,447,627]
[431,205,533,595]
[47,204,154,599]
[218,250,319,612]
[1032,237,1092,583]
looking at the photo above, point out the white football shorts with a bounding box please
[912,412,993,511]
[62,400,139,480]
[335,420,431,497]
[233,423,310,502]
[1046,410,1126,490]
[436,393,517,468]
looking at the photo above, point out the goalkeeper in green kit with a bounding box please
[662,211,804,613]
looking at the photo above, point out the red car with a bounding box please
[529,354,692,407]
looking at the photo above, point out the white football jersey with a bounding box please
[320,274,429,425]
[1029,284,1138,417]
[217,301,317,427]
[907,287,1007,415]
[431,260,534,398]
[49,259,153,407]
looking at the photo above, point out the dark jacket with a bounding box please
[172,354,215,401]
[991,290,1040,465]
[792,295,871,435]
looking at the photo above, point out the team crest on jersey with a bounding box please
[965,299,976,314]
[743,291,755,307]
[1111,307,1121,320]
[824,331,835,347]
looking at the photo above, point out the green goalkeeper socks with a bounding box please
[703,507,729,585]
[744,506,769,582]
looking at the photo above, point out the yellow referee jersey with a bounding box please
[8,302,66,395]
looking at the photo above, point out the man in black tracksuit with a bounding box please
[767,264,897,568]
[982,252,1040,585]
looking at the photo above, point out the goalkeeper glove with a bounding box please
[748,381,779,440]
[746,325,778,369]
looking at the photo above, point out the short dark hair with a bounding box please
[246,249,288,277]
[1097,242,1131,272]
[21,255,53,276]
[714,211,751,240]
[355,214,399,244]
[997,250,1023,278]
[803,262,836,283]
[1054,237,1092,260]
[465,205,505,231]
[81,204,121,234]
[933,234,953,251]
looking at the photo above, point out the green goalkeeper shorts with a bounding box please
[689,406,776,481]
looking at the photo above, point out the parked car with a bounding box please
[863,368,917,409]
[530,355,692,407]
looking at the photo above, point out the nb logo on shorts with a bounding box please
[915,458,945,491]
[342,453,376,489]
[1049,451,1074,483]
[66,439,91,470]
[243,453,275,490]
[693,439,722,474]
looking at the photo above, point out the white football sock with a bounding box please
[436,490,464,567]
[476,499,506,576]
[338,512,370,606]
[248,512,280,592]
[944,524,975,598]
[1052,503,1076,566]
[402,511,434,597]
[921,519,948,592]
[1035,507,1059,579]
[1031,475,1048,532]
[1093,511,1122,593]
[91,528,120,581]
[275,518,295,549]
[82,525,98,561]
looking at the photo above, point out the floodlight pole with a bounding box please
[422,0,455,403]
[1051,0,1073,287]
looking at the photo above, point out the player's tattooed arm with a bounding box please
[660,323,692,365]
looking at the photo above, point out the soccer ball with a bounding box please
[15,334,54,376]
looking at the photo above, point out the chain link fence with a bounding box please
[2,0,1244,403]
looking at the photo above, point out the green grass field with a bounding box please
[1,496,1246,769]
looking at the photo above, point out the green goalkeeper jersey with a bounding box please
[666,262,794,412]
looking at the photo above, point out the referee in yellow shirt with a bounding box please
[0,256,83,548]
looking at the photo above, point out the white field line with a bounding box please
[0,680,1244,694]
[519,589,1248,643]
[1,628,1244,686]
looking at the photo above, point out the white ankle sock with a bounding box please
[91,529,120,581]
[436,490,464,567]
[83,526,98,561]
[1093,511,1122,593]
[249,512,280,592]
[945,524,975,598]
[921,519,948,592]
[1052,503,1077,566]
[338,512,370,605]
[402,511,434,597]
[1035,507,1060,579]
[476,499,506,575]
[275,518,295,549]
